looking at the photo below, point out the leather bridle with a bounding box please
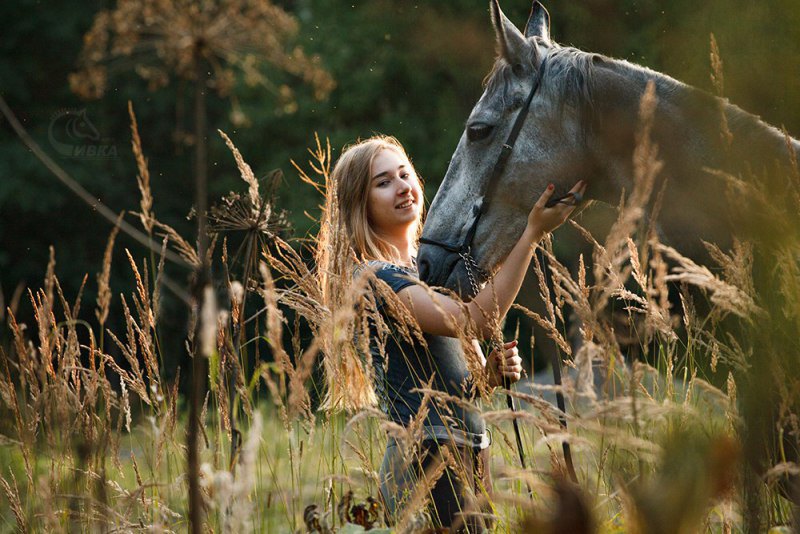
[419,55,549,295]
[418,53,579,484]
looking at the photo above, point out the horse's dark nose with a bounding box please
[418,245,446,285]
[417,255,432,283]
[418,246,458,288]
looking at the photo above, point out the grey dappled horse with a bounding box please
[417,0,800,510]
[418,0,800,294]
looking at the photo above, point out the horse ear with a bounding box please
[490,0,531,67]
[524,1,551,43]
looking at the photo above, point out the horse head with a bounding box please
[419,0,800,297]
[417,1,800,504]
[418,1,603,296]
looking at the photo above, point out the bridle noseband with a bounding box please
[419,55,549,295]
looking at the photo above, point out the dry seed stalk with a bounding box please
[128,102,154,236]
[1,473,28,533]
[153,220,201,267]
[709,34,734,147]
[96,213,123,327]
[659,243,763,320]
[394,454,447,533]
[218,130,261,210]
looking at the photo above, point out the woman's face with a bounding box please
[367,147,423,239]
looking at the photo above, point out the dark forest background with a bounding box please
[1,0,799,379]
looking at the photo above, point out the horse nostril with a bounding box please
[417,256,431,282]
[467,123,494,142]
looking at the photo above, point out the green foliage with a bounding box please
[2,0,799,371]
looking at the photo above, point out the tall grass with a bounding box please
[1,92,798,532]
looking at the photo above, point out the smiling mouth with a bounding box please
[396,199,414,209]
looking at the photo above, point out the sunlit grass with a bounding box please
[1,107,798,532]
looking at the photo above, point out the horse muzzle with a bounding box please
[417,246,483,299]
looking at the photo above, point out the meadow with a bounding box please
[1,91,799,533]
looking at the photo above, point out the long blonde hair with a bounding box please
[315,135,424,412]
[331,135,424,263]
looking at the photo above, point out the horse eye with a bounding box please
[467,123,494,142]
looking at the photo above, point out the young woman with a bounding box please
[323,135,584,531]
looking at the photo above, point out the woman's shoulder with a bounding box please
[355,260,418,293]
[371,260,415,274]
[355,259,415,274]
[353,259,387,278]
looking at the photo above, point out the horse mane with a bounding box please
[595,52,798,172]
[550,46,797,160]
[484,39,798,176]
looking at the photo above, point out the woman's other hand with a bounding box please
[487,340,523,388]
[527,180,587,238]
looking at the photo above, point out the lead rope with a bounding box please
[538,248,578,483]
[462,249,534,499]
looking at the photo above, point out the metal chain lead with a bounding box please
[459,248,482,298]
[462,246,532,496]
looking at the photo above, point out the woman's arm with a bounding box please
[399,180,585,338]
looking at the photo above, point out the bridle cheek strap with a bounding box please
[419,55,549,279]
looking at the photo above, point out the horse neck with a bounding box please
[590,62,799,252]
[678,89,800,178]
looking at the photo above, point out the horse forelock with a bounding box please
[482,47,538,104]
[482,44,600,131]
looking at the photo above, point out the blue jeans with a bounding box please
[379,434,493,532]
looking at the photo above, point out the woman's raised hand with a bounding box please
[527,180,587,238]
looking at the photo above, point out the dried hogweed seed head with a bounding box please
[71,0,335,112]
